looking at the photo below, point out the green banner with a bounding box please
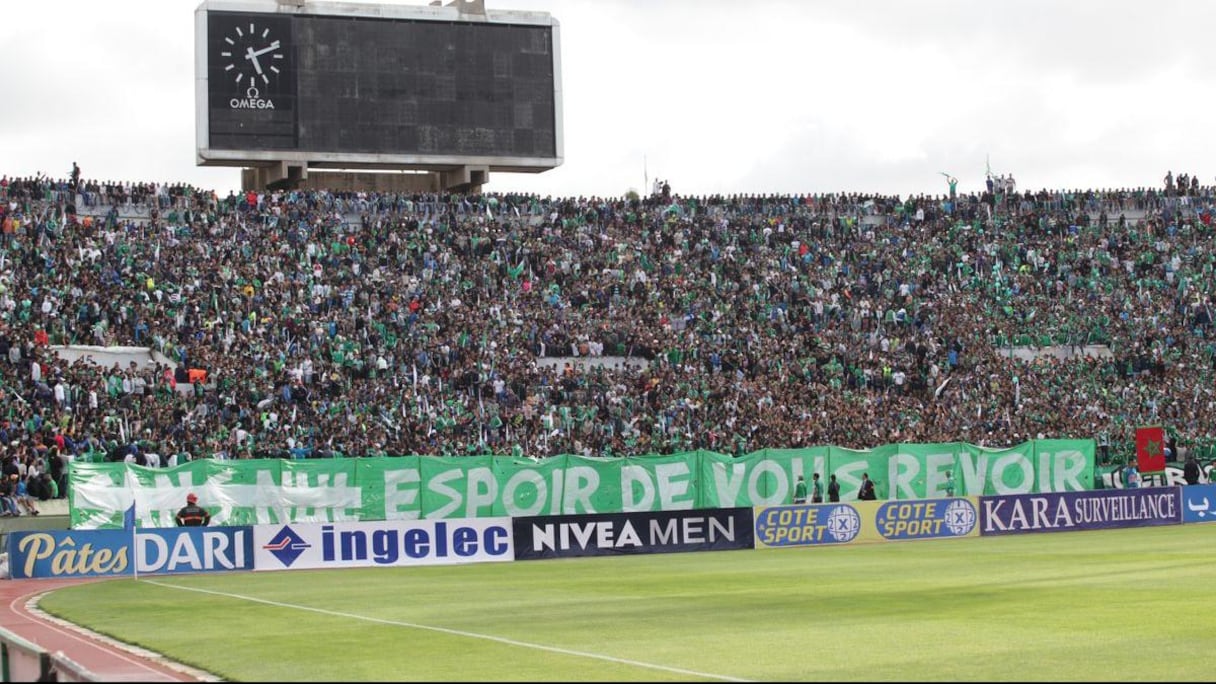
[960,440,1094,495]
[68,439,1094,528]
[830,445,895,499]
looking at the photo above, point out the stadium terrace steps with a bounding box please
[0,499,71,550]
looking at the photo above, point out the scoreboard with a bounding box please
[195,0,562,172]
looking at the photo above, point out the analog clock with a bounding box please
[218,19,286,95]
[205,11,297,149]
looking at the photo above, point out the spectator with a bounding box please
[1182,454,1201,486]
[1123,459,1141,489]
[13,473,38,516]
[0,171,1214,466]
[858,472,877,500]
[0,473,19,516]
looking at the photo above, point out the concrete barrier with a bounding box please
[0,628,101,682]
[46,652,99,683]
[0,628,54,682]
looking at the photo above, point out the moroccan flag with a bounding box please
[1135,425,1167,474]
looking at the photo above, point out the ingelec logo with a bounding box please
[263,526,311,567]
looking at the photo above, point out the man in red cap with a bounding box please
[175,492,211,527]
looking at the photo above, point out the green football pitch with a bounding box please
[38,524,1216,682]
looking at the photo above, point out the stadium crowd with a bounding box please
[1,168,1215,502]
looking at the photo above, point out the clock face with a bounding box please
[206,11,297,149]
[219,20,286,96]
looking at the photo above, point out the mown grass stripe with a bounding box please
[141,579,752,683]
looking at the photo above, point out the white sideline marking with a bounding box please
[143,580,751,682]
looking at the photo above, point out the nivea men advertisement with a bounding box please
[980,487,1181,535]
[513,508,755,560]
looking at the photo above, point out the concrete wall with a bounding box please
[994,345,1114,362]
[50,345,176,372]
[535,356,651,373]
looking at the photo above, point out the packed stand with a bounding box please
[1,169,1215,504]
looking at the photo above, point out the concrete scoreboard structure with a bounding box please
[195,0,562,191]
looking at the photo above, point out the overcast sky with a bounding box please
[2,0,1212,199]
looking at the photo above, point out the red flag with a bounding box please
[1135,425,1167,474]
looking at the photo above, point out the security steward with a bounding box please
[175,492,211,527]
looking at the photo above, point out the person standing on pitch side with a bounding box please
[175,492,211,527]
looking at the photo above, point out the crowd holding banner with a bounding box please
[67,439,1094,528]
[2,171,1216,519]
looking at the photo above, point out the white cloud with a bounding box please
[1,0,1211,198]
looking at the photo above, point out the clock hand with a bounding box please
[244,46,265,75]
[248,40,281,59]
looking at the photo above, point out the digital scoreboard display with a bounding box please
[196,0,561,170]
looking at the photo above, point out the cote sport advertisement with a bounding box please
[753,497,980,548]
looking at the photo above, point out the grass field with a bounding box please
[37,524,1216,682]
